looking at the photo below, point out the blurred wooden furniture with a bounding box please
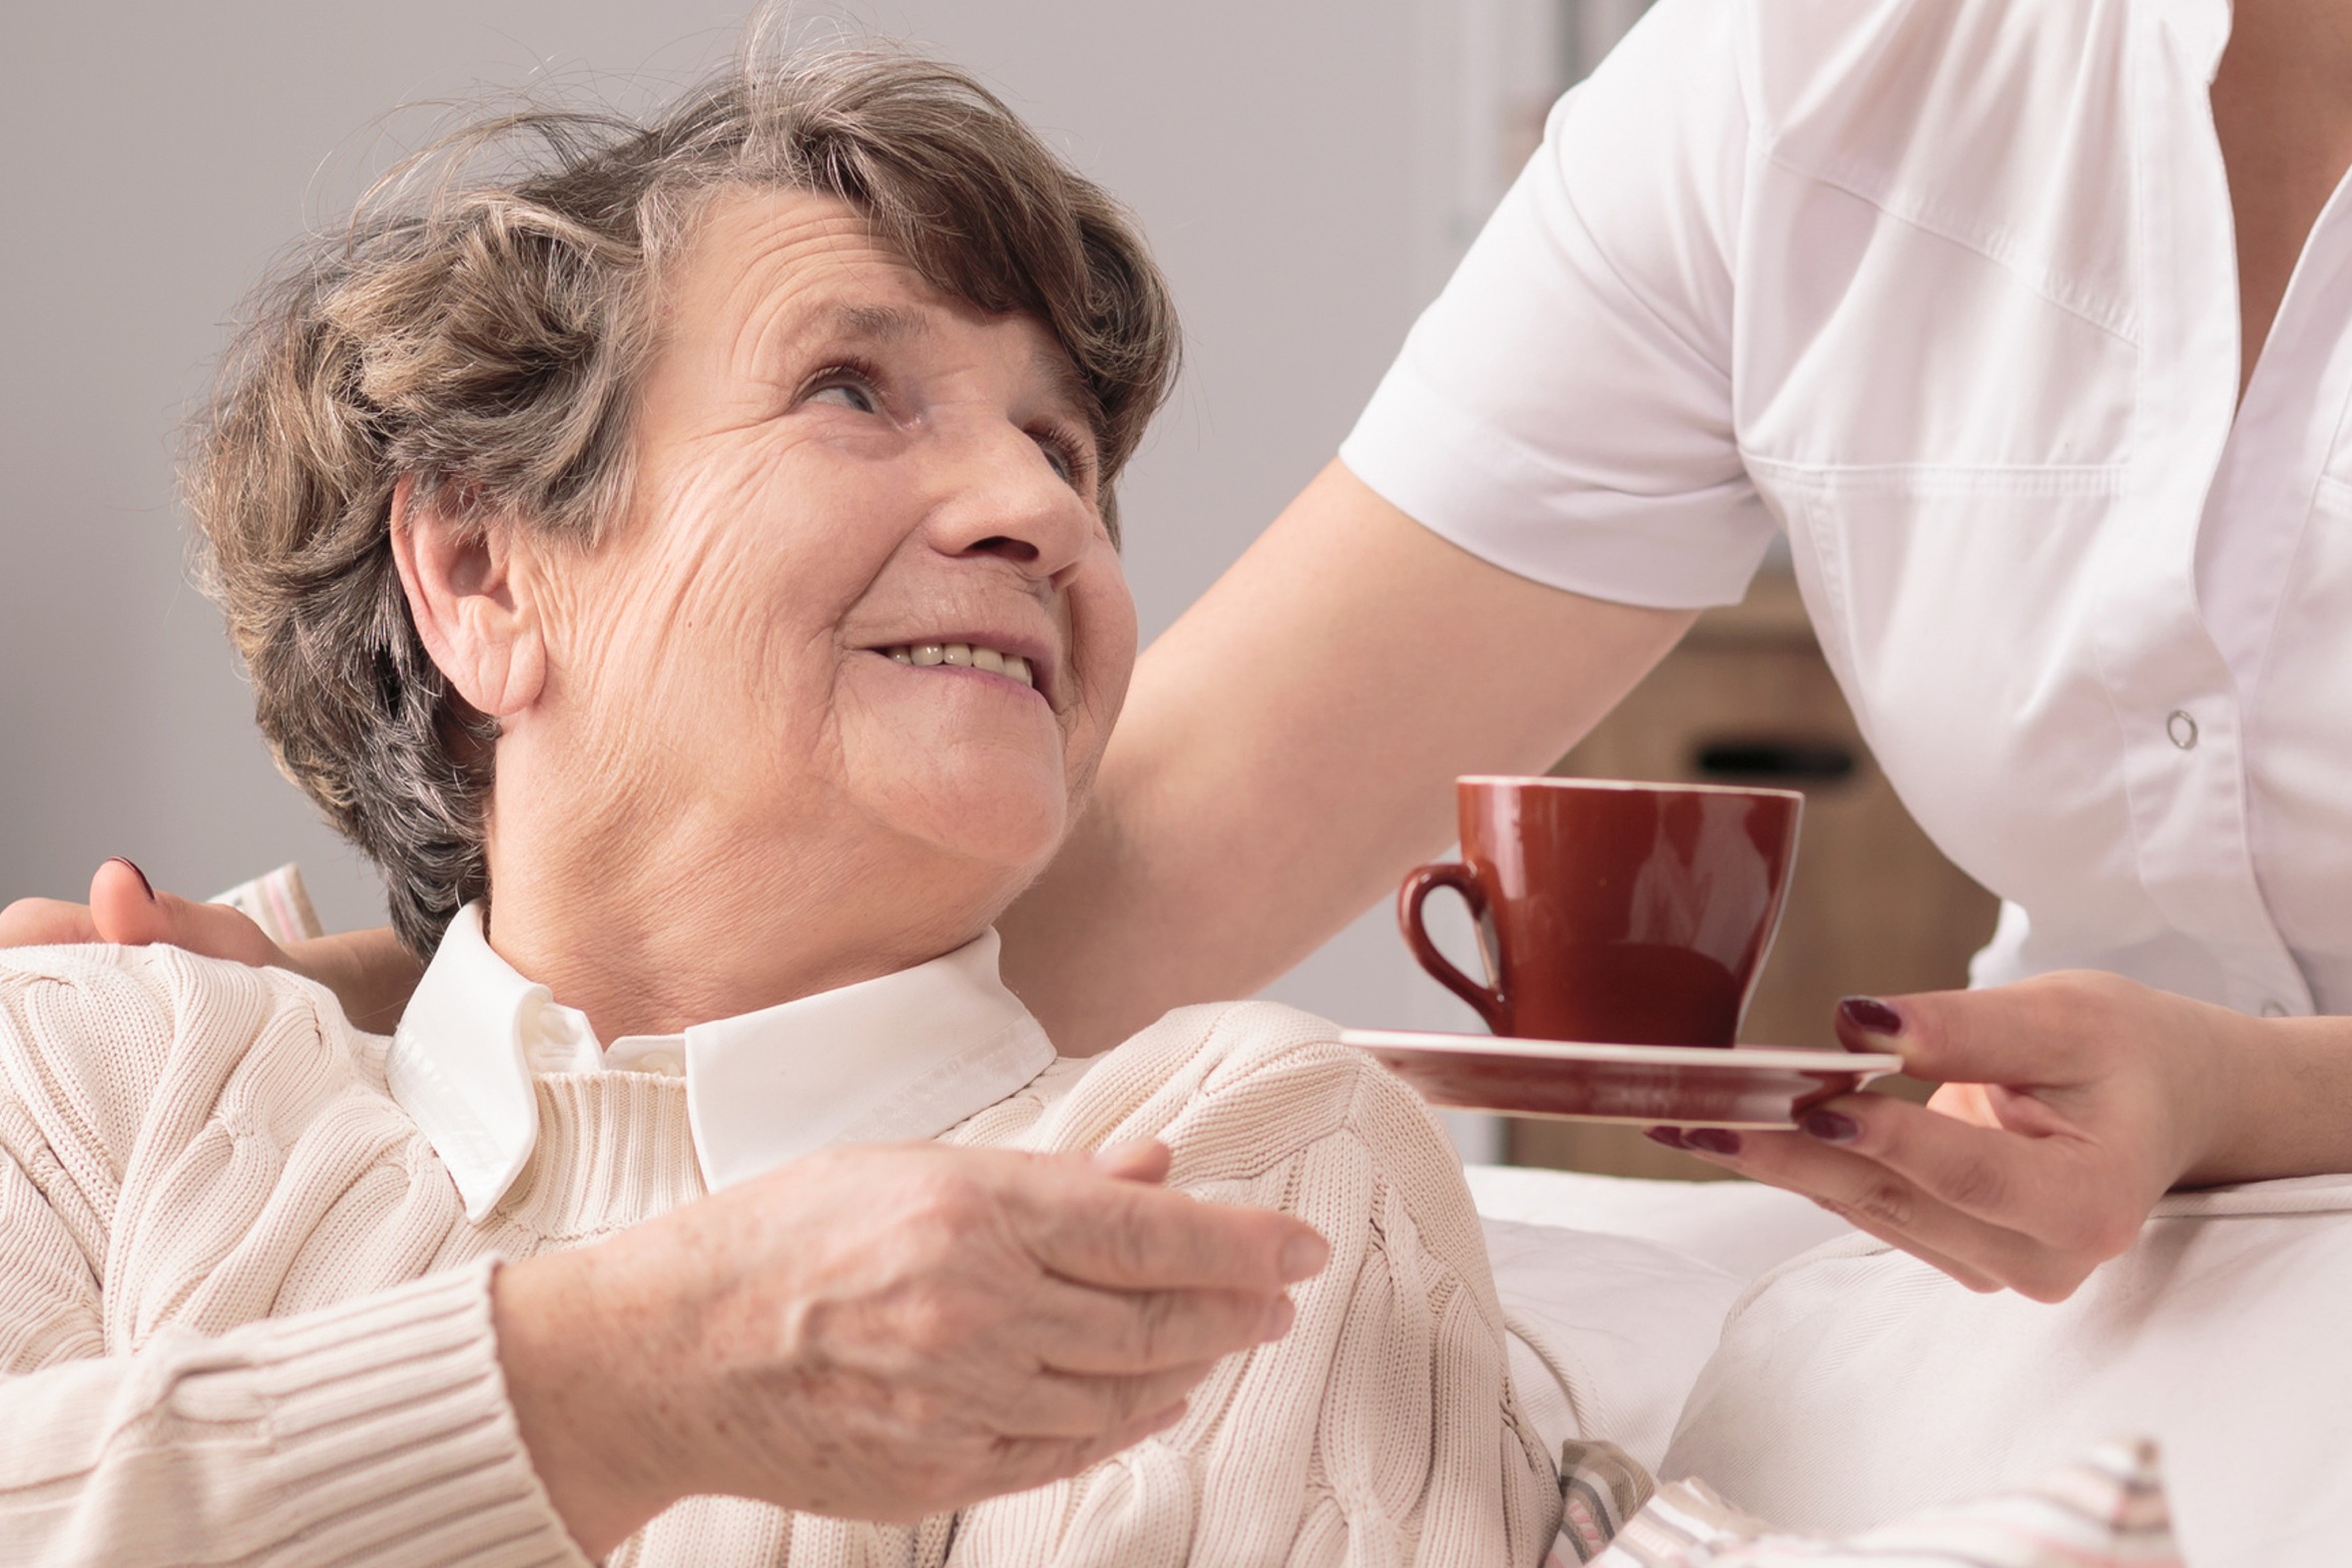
[1507,566,2001,1180]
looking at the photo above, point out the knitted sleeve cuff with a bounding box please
[210,1259,588,1567]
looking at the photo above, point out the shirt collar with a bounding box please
[386,903,1055,1221]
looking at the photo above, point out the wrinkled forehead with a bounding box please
[658,186,1095,424]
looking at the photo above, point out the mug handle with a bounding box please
[1398,862,1510,1035]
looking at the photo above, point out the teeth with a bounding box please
[878,643,1036,690]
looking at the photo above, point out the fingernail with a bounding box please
[1280,1232,1329,1283]
[1684,1128,1743,1157]
[1838,995,1904,1036]
[1642,1127,1688,1149]
[1261,1296,1296,1340]
[107,857,155,901]
[1802,1110,1861,1145]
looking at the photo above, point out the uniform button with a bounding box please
[2165,710,2198,750]
[635,1050,685,1078]
[2260,1001,2289,1018]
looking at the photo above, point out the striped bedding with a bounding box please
[1562,1438,2176,1568]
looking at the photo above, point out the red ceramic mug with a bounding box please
[1399,776,1803,1046]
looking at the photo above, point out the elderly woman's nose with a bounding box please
[928,429,1092,575]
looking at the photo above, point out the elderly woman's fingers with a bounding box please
[995,1364,1217,1439]
[1087,1138,1173,1183]
[1015,1165,1329,1295]
[497,1140,1326,1541]
[981,1405,1191,1498]
[1029,1279,1293,1374]
[0,897,102,947]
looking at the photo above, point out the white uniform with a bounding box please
[1342,0,2352,1017]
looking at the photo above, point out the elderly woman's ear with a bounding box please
[389,475,549,722]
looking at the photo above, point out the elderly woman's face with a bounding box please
[543,189,1136,908]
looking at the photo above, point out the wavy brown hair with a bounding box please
[188,46,1180,958]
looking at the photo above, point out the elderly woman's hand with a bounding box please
[492,1137,1328,1556]
[1659,972,2273,1302]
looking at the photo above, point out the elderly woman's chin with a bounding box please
[839,675,1102,883]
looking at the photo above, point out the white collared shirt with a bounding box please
[1344,0,2352,1017]
[385,905,1056,1220]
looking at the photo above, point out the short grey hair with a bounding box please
[188,46,1181,958]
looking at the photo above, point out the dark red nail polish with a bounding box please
[1684,1128,1743,1157]
[1839,995,1904,1036]
[1642,1127,1688,1149]
[108,857,155,901]
[1802,1110,1861,1145]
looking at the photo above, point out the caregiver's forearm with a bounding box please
[1001,460,1696,1054]
[2189,1010,2352,1186]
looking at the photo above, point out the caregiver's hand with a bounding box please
[1660,973,2264,1302]
[492,1137,1329,1557]
[0,856,419,1030]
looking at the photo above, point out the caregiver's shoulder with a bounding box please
[1728,0,2122,128]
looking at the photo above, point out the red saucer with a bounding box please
[1337,1029,1901,1129]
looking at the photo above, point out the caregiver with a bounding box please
[20,0,2352,1305]
[1011,0,2352,1304]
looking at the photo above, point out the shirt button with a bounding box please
[2165,710,2198,750]
[636,1050,685,1078]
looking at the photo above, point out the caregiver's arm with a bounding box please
[1668,974,2352,1301]
[1000,460,1696,1053]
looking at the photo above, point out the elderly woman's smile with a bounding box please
[398,188,1138,1039]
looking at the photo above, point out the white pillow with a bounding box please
[1664,1174,2352,1568]
[1468,1165,1855,1284]
[1485,1217,1750,1472]
[1469,1166,1857,1471]
[1591,1438,2175,1568]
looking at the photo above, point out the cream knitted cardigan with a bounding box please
[0,945,1559,1566]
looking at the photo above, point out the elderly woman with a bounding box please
[0,50,1558,1568]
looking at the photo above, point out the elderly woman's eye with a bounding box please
[806,370,880,414]
[1036,427,1094,490]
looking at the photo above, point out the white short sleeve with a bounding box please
[1341,0,1773,610]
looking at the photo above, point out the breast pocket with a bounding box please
[1757,467,2151,945]
[1738,167,2138,472]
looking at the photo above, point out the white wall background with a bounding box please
[0,2,1627,1103]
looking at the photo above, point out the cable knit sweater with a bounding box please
[0,944,1559,1566]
